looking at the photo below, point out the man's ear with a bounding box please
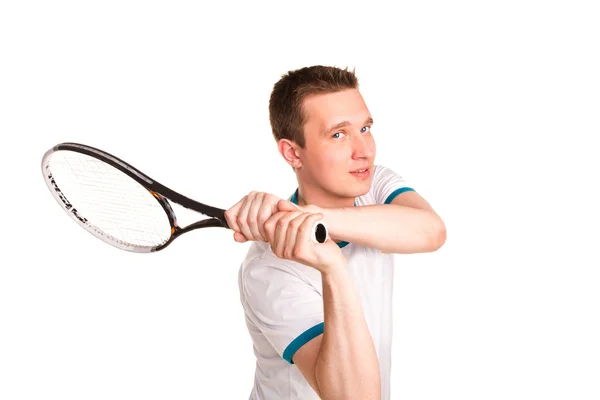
[278,139,302,169]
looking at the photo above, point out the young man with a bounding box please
[225,66,446,400]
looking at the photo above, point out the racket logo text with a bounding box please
[48,173,88,224]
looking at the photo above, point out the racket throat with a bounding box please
[176,218,226,235]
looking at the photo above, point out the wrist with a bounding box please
[300,204,323,215]
[319,206,345,242]
[320,262,347,279]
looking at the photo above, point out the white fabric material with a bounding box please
[238,165,413,399]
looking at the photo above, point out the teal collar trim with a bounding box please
[289,189,354,249]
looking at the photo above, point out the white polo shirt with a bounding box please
[238,164,415,399]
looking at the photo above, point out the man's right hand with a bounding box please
[263,210,345,274]
[224,191,298,243]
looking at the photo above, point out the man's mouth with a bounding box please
[350,167,371,178]
[351,167,369,173]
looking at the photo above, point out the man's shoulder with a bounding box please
[370,164,403,183]
[356,164,395,205]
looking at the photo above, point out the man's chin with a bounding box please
[343,182,371,199]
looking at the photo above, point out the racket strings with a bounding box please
[47,151,172,249]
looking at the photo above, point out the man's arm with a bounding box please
[293,265,381,400]
[262,211,381,400]
[280,191,447,254]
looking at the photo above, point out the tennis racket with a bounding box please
[41,142,328,253]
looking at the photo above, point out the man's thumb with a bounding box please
[277,199,300,212]
[233,231,248,243]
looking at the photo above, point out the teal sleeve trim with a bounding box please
[282,322,324,364]
[384,187,415,204]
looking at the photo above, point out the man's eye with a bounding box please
[361,126,371,133]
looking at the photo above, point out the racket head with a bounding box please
[41,143,181,253]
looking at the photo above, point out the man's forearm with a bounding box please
[322,204,446,254]
[315,266,381,399]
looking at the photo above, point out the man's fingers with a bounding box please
[284,213,310,258]
[272,211,303,257]
[298,213,325,244]
[247,192,265,241]
[226,192,302,244]
[256,196,279,241]
[264,211,287,243]
[224,195,247,232]
[237,193,255,241]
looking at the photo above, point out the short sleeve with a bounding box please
[371,164,416,204]
[241,261,324,364]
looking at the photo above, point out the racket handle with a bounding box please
[312,222,328,244]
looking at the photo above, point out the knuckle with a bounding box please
[292,247,303,259]
[259,209,271,222]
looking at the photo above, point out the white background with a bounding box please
[1,1,599,399]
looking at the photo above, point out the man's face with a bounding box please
[297,88,376,203]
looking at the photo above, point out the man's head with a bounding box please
[269,65,376,207]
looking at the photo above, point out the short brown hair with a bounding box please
[269,65,359,148]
